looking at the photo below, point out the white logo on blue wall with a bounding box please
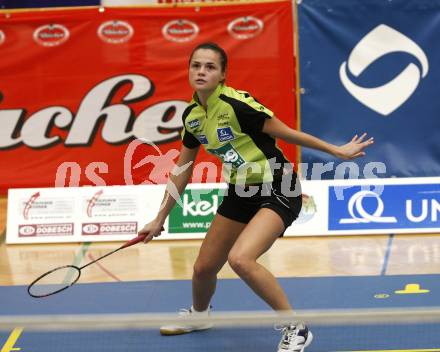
[217,127,234,142]
[339,190,397,224]
[339,24,429,116]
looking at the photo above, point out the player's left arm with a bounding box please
[262,115,374,160]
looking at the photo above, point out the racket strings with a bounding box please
[28,266,81,297]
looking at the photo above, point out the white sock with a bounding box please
[191,305,210,314]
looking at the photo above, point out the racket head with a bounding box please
[27,265,81,298]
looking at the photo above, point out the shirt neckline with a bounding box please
[192,84,225,111]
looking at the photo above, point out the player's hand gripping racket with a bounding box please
[28,231,157,298]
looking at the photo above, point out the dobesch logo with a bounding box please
[33,24,70,47]
[0,30,5,45]
[19,225,36,236]
[0,74,188,149]
[227,16,264,40]
[82,223,100,235]
[82,222,137,235]
[162,19,199,42]
[340,24,429,116]
[18,223,74,237]
[97,20,134,44]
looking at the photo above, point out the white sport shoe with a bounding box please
[276,323,313,352]
[160,306,213,336]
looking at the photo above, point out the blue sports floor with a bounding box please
[1,275,439,351]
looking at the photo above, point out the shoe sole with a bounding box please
[160,325,213,336]
[304,331,313,350]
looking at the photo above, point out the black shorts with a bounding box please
[217,176,302,234]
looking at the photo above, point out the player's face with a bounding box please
[189,49,225,94]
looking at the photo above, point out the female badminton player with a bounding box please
[139,42,374,352]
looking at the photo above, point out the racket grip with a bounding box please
[121,227,164,249]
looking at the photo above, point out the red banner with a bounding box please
[0,2,297,193]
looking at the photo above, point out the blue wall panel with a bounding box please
[298,0,440,179]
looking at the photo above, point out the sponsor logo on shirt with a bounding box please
[207,143,245,168]
[217,127,234,142]
[197,135,208,144]
[188,119,200,129]
[216,113,229,121]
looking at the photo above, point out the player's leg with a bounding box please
[192,213,247,311]
[160,213,246,335]
[227,207,289,309]
[228,198,312,351]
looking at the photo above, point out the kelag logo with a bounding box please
[329,184,440,230]
[168,188,224,233]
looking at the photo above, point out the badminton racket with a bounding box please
[27,231,158,298]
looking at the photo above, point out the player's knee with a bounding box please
[228,253,252,277]
[193,260,218,280]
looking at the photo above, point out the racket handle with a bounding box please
[120,227,164,249]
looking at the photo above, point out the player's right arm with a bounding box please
[139,145,200,241]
